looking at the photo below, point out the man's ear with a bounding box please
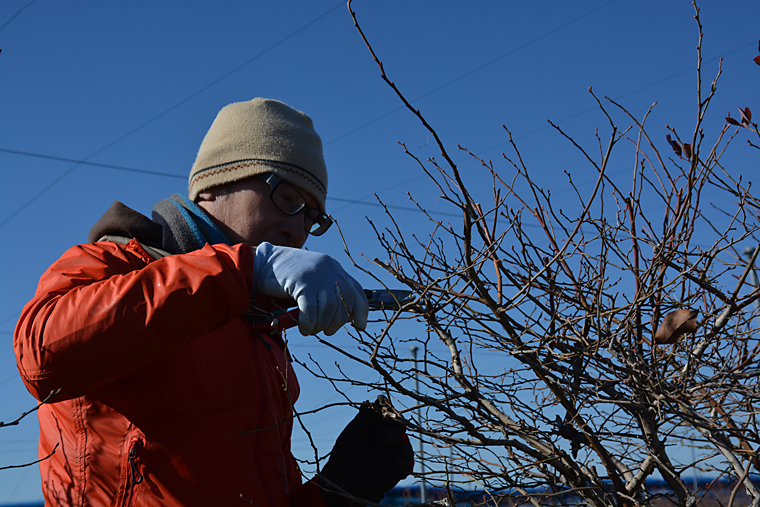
[196,190,216,202]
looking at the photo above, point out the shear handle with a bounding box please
[255,308,300,334]
[254,289,413,334]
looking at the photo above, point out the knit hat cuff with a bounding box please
[188,158,327,211]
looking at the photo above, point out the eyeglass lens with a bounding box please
[269,178,330,235]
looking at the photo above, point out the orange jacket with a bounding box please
[14,238,325,506]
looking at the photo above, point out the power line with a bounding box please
[5,2,749,226]
[474,39,757,159]
[333,37,758,215]
[0,157,79,228]
[0,148,185,179]
[5,32,751,223]
[329,197,461,217]
[0,1,344,229]
[324,0,618,147]
[1,1,614,228]
[327,0,618,213]
[6,31,742,225]
[0,0,39,31]
[0,147,463,218]
[2,1,616,229]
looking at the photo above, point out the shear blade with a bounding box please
[364,289,413,311]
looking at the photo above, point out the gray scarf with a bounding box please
[152,194,230,254]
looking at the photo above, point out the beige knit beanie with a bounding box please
[188,98,328,211]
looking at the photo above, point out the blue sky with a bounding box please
[1,0,759,502]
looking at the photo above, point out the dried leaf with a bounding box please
[740,107,752,125]
[682,144,692,161]
[654,309,698,345]
[726,115,742,126]
[666,134,682,157]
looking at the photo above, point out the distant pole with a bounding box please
[743,246,760,326]
[410,346,426,504]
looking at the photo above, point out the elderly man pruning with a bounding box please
[14,98,412,506]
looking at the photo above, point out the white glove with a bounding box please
[253,242,369,336]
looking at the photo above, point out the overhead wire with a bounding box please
[0,0,39,32]
[1,0,618,227]
[2,2,751,227]
[331,37,758,213]
[473,39,758,162]
[326,0,620,212]
[0,148,185,180]
[324,0,618,147]
[0,147,461,218]
[0,0,345,229]
[328,196,460,218]
[2,43,752,227]
[6,4,748,226]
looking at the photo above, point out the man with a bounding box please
[14,98,412,506]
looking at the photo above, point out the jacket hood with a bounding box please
[88,200,163,246]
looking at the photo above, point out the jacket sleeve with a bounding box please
[14,239,254,402]
[290,479,331,507]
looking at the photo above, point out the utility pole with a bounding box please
[410,346,426,504]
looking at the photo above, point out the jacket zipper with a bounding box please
[114,439,142,507]
[128,440,143,486]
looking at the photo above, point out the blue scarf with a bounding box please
[152,194,230,254]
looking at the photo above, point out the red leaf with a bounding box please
[727,115,742,126]
[740,107,752,125]
[654,309,698,345]
[666,134,682,157]
[682,144,692,161]
[754,55,760,66]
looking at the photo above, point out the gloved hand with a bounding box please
[319,396,414,506]
[253,242,369,336]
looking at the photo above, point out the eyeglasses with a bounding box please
[261,174,333,236]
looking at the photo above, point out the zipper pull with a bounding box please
[128,442,144,485]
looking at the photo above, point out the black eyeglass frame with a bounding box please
[261,174,333,236]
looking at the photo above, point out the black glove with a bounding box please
[319,396,414,506]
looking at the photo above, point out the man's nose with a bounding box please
[278,213,308,246]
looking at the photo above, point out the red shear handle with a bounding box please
[255,308,300,334]
[252,289,412,335]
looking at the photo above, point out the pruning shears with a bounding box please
[248,289,413,335]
